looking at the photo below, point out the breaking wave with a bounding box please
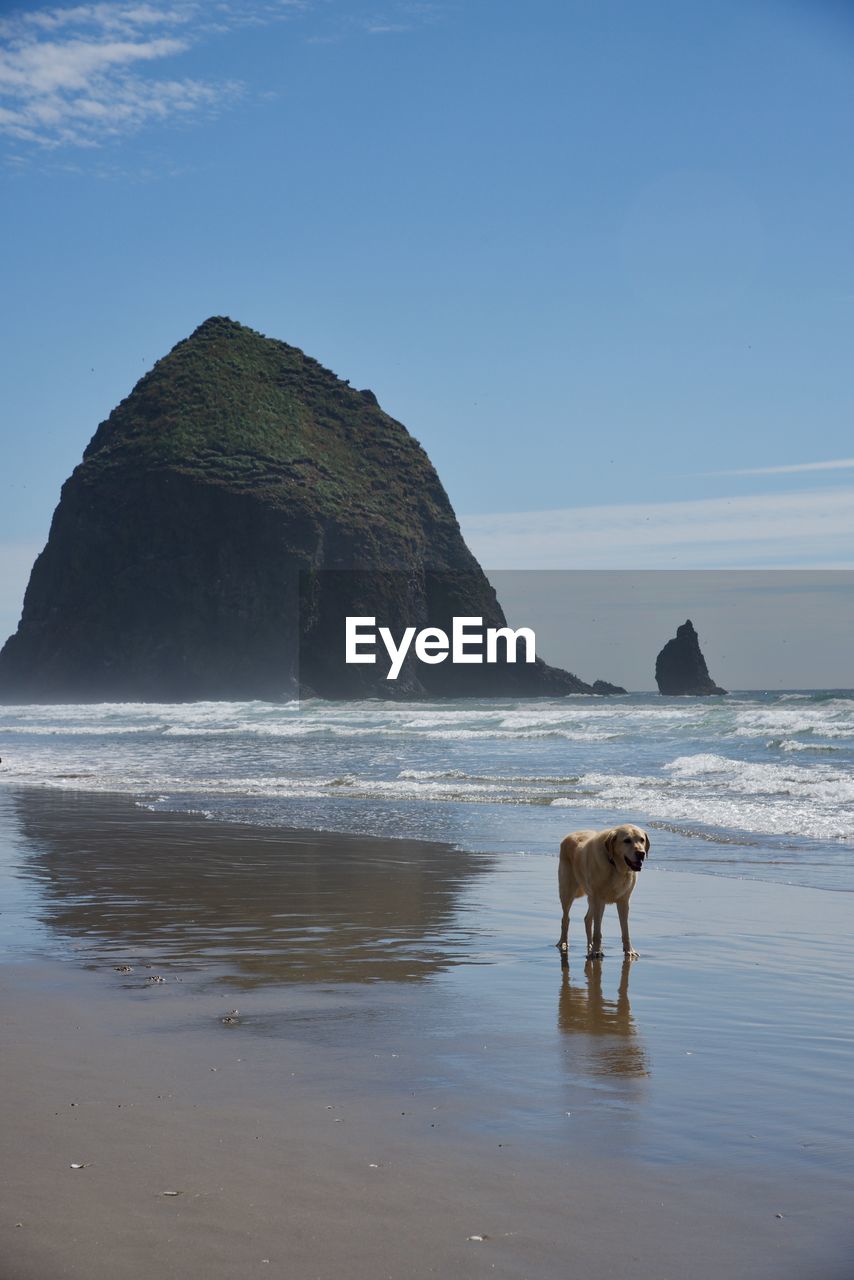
[2,690,853,888]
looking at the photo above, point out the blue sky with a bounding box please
[2,0,854,642]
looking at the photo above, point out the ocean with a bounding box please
[1,690,852,893]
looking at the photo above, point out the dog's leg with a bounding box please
[584,904,593,955]
[617,897,638,959]
[587,899,605,958]
[557,855,575,952]
[557,897,571,952]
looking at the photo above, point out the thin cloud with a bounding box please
[460,488,854,570]
[365,1,440,33]
[0,0,299,149]
[308,2,439,43]
[0,5,195,38]
[710,457,854,478]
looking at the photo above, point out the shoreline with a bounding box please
[3,776,850,899]
[2,788,853,1278]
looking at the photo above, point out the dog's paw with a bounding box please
[556,940,568,952]
[587,948,604,959]
[623,948,639,960]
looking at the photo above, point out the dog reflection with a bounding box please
[558,956,648,1078]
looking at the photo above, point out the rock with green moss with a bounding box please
[0,317,616,701]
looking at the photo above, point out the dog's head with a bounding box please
[604,825,650,873]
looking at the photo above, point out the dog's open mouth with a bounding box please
[625,855,644,872]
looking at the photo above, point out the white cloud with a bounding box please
[0,0,435,149]
[0,36,190,97]
[0,1,249,148]
[460,487,854,570]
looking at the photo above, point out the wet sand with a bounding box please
[1,789,852,1279]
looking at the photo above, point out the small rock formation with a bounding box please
[591,679,627,696]
[0,316,621,702]
[655,620,726,696]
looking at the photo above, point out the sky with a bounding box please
[1,0,853,680]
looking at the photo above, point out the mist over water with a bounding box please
[1,690,853,890]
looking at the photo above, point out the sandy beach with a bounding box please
[1,788,852,1279]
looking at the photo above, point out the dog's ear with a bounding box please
[604,829,618,856]
[643,830,650,854]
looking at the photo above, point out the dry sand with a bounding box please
[1,789,852,1279]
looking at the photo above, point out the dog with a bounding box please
[557,824,649,959]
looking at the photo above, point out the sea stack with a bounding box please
[655,620,726,696]
[0,317,614,702]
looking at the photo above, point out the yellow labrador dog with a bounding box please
[557,824,649,959]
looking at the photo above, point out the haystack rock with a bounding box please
[0,317,623,702]
[655,620,726,696]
